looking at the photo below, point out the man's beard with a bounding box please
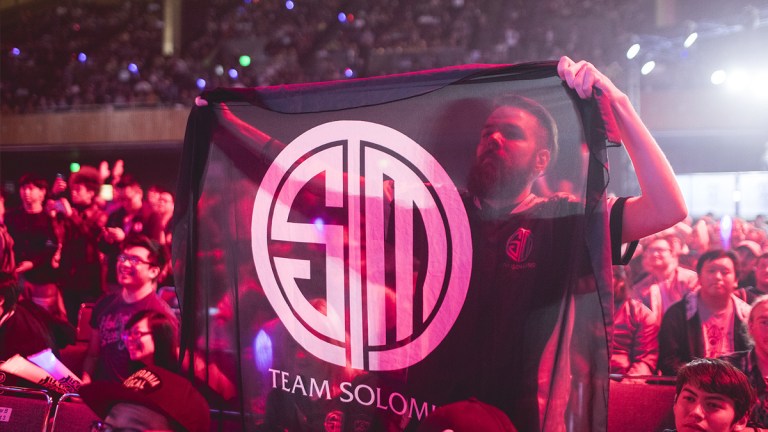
[466,155,537,201]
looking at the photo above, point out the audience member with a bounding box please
[101,174,163,289]
[736,253,768,305]
[417,398,518,432]
[721,295,768,429]
[611,265,659,376]
[0,191,14,281]
[152,185,174,246]
[50,166,107,325]
[0,229,75,388]
[83,234,176,383]
[664,358,756,432]
[659,250,751,376]
[80,365,210,432]
[5,173,65,320]
[123,309,235,400]
[735,240,762,289]
[632,234,698,326]
[0,275,75,362]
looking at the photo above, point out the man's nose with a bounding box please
[688,403,705,420]
[485,131,503,149]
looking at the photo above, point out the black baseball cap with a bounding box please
[79,365,210,432]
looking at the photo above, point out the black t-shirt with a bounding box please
[405,194,594,431]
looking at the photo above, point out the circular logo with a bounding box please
[252,121,471,371]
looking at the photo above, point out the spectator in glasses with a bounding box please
[82,234,176,383]
[122,310,235,401]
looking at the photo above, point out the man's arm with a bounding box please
[557,56,687,243]
[81,328,100,384]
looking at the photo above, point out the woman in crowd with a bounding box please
[122,309,236,401]
[721,295,768,429]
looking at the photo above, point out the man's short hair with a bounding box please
[696,249,739,277]
[122,234,167,269]
[675,358,756,423]
[115,174,141,190]
[18,173,48,190]
[641,233,681,256]
[494,94,559,162]
[70,166,103,194]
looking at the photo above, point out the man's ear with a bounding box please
[731,413,749,431]
[535,148,551,173]
[149,266,160,280]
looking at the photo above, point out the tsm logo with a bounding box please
[252,121,472,371]
[505,228,533,262]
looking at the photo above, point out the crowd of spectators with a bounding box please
[1,0,653,114]
[611,213,768,379]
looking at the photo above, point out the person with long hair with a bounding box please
[122,309,235,400]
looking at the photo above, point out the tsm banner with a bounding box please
[174,62,615,432]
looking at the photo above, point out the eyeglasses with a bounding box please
[121,329,152,341]
[646,247,672,255]
[117,254,154,266]
[90,421,142,432]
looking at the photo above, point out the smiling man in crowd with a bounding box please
[83,234,176,383]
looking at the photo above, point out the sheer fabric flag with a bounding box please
[173,62,616,431]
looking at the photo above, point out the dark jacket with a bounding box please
[658,292,751,376]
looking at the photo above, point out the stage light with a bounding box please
[285,0,294,10]
[239,55,251,67]
[78,52,87,63]
[313,217,325,231]
[11,47,20,56]
[214,65,224,76]
[70,163,81,173]
[711,69,727,85]
[254,330,273,372]
[344,68,354,78]
[228,68,239,79]
[128,63,139,74]
[196,78,206,90]
[683,32,698,48]
[641,61,656,75]
[338,12,347,23]
[726,69,748,92]
[720,214,732,250]
[347,13,354,22]
[626,44,640,59]
[753,71,768,99]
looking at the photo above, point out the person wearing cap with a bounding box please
[80,364,210,432]
[416,398,518,432]
[736,252,768,305]
[735,241,763,291]
[83,234,177,384]
[48,166,108,325]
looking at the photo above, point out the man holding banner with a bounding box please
[176,56,686,431]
